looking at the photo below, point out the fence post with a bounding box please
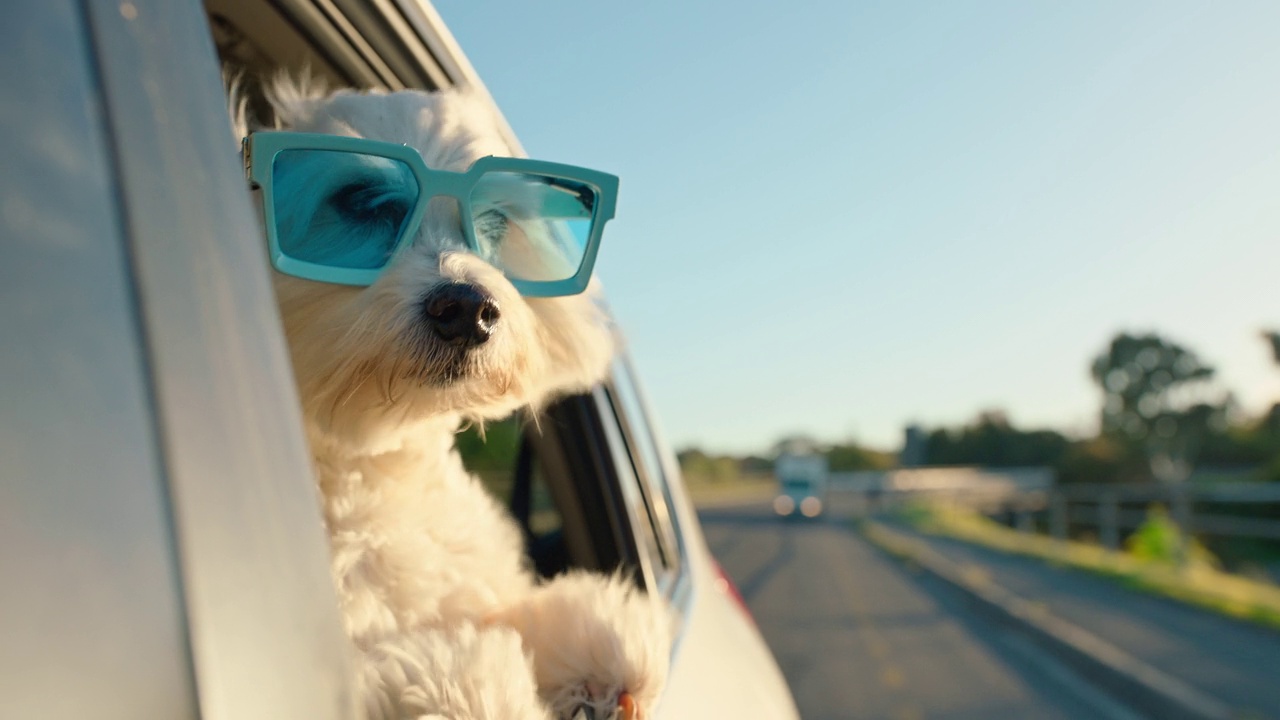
[1050,492,1067,541]
[1100,491,1119,550]
[1171,482,1193,568]
[1016,505,1034,534]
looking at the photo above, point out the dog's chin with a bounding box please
[406,355,520,409]
[408,329,534,401]
[302,358,531,453]
[427,356,471,386]
[393,337,479,389]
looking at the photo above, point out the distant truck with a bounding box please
[773,452,830,519]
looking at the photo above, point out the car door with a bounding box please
[1,1,354,718]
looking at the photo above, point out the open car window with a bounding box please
[457,417,574,579]
[604,358,688,595]
[455,372,690,607]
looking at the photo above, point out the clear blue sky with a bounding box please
[435,1,1280,454]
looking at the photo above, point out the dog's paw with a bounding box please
[358,623,552,720]
[489,571,674,720]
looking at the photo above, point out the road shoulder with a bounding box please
[861,520,1237,720]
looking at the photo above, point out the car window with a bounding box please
[455,379,683,597]
[457,418,569,577]
[601,360,686,596]
[456,419,562,536]
[456,417,523,499]
[589,389,667,591]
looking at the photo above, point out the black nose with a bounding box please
[422,283,501,346]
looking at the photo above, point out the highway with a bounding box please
[700,503,1162,720]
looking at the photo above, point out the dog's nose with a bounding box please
[422,283,501,346]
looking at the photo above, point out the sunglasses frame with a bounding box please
[244,131,618,297]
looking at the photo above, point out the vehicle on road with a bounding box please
[774,451,830,518]
[1,1,799,717]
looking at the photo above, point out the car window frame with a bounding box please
[212,0,693,693]
[599,366,688,599]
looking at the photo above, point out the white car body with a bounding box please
[659,487,799,717]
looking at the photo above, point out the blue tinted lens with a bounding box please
[272,149,419,270]
[469,172,597,282]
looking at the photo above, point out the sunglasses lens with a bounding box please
[272,149,418,270]
[469,172,597,282]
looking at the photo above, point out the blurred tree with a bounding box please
[739,454,774,475]
[1056,435,1148,485]
[1261,330,1280,365]
[1257,331,1280,481]
[922,411,1070,468]
[676,447,747,485]
[825,442,895,472]
[771,435,821,457]
[675,447,708,469]
[676,448,712,483]
[1197,422,1275,466]
[1091,333,1225,481]
[1091,333,1215,439]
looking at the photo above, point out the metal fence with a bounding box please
[829,467,1280,549]
[1044,481,1280,549]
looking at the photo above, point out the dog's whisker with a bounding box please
[383,354,405,405]
[523,410,541,437]
[333,360,376,413]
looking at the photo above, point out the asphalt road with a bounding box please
[700,503,1143,720]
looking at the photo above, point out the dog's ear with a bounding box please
[223,68,331,138]
[262,68,331,130]
[223,67,252,139]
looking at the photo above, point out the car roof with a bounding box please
[207,0,524,153]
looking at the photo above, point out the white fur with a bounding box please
[240,78,671,719]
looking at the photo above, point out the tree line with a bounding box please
[679,331,1280,485]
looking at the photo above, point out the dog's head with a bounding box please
[245,79,614,444]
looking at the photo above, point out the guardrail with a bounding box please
[828,467,1280,548]
[1045,481,1280,548]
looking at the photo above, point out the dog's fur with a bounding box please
[236,77,671,720]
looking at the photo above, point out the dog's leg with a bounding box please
[488,571,673,720]
[358,622,553,720]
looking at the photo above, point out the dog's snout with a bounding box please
[423,283,501,346]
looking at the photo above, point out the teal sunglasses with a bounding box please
[243,131,618,297]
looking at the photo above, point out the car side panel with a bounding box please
[0,2,199,717]
[657,501,801,719]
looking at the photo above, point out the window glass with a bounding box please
[456,417,566,577]
[606,360,684,579]
[526,463,561,536]
[455,417,522,500]
[595,391,667,586]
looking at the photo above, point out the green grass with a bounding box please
[895,501,1280,632]
[685,476,777,507]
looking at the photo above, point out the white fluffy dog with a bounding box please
[236,78,672,720]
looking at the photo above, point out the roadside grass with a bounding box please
[685,476,777,507]
[895,501,1280,632]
